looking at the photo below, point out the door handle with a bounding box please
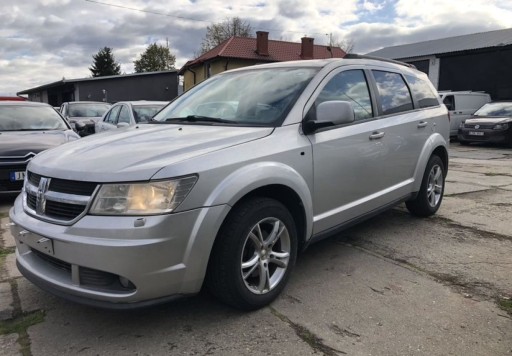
[417,121,428,128]
[369,131,385,140]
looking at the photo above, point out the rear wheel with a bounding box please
[406,155,445,217]
[206,197,297,310]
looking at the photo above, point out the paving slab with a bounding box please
[439,190,512,237]
[0,282,13,321]
[0,217,15,249]
[446,170,512,188]
[0,334,20,356]
[273,240,512,356]
[27,297,314,356]
[17,278,59,314]
[5,254,22,280]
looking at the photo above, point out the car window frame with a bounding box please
[117,104,132,124]
[303,66,379,133]
[104,105,122,125]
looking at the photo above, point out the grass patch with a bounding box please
[497,297,512,315]
[0,310,46,356]
[0,310,45,336]
[0,212,8,219]
[0,246,15,258]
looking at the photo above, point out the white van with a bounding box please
[439,91,491,137]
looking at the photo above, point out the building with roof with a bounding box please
[179,31,346,91]
[367,28,512,100]
[17,70,179,106]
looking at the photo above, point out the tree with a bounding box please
[133,43,176,73]
[200,17,253,55]
[89,47,121,77]
[327,34,355,54]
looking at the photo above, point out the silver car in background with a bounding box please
[10,55,449,310]
[95,101,168,133]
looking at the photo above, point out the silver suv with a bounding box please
[10,56,449,310]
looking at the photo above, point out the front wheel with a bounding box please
[206,197,297,310]
[406,155,445,217]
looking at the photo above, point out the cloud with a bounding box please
[0,0,512,95]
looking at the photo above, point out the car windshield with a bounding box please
[0,105,68,131]
[68,103,110,117]
[133,105,166,123]
[474,102,512,117]
[152,67,319,127]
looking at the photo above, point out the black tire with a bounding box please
[406,155,445,217]
[206,197,297,310]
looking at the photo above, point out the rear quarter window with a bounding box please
[372,70,413,115]
[405,75,439,108]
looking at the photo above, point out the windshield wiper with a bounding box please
[162,115,234,124]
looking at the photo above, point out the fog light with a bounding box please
[119,276,134,289]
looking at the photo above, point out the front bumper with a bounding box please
[9,195,230,308]
[457,128,510,144]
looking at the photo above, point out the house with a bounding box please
[367,27,512,100]
[179,31,346,91]
[17,70,179,106]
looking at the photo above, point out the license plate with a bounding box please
[469,131,484,136]
[9,171,25,182]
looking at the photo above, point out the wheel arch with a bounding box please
[412,134,449,192]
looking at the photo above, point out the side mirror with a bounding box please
[303,101,355,134]
[117,122,129,128]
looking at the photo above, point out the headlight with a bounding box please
[90,176,198,215]
[493,123,509,130]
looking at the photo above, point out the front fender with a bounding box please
[412,133,449,192]
[204,162,314,239]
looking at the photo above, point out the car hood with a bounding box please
[0,130,77,157]
[465,116,512,125]
[29,124,274,182]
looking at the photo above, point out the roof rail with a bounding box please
[343,54,416,69]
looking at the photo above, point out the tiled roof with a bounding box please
[179,36,345,73]
[367,27,512,60]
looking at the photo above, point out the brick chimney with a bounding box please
[256,31,269,56]
[300,37,314,59]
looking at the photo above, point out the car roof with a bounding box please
[67,101,110,104]
[0,101,52,107]
[114,101,169,106]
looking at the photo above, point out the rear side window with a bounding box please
[443,95,455,111]
[105,106,121,124]
[405,75,439,108]
[372,70,413,115]
[316,69,373,121]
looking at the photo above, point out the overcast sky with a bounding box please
[1,0,512,96]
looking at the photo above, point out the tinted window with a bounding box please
[405,75,439,108]
[373,71,413,115]
[316,70,373,120]
[443,95,455,111]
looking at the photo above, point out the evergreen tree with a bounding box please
[133,43,176,73]
[89,47,121,77]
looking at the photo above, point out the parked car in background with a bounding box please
[0,101,79,194]
[458,101,512,146]
[439,91,491,137]
[9,56,449,310]
[60,101,111,136]
[95,101,168,133]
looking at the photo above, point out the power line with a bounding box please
[83,0,329,37]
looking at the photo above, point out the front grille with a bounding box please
[45,200,87,220]
[31,248,71,273]
[30,248,135,292]
[24,171,98,223]
[79,267,117,287]
[464,124,494,129]
[0,164,27,192]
